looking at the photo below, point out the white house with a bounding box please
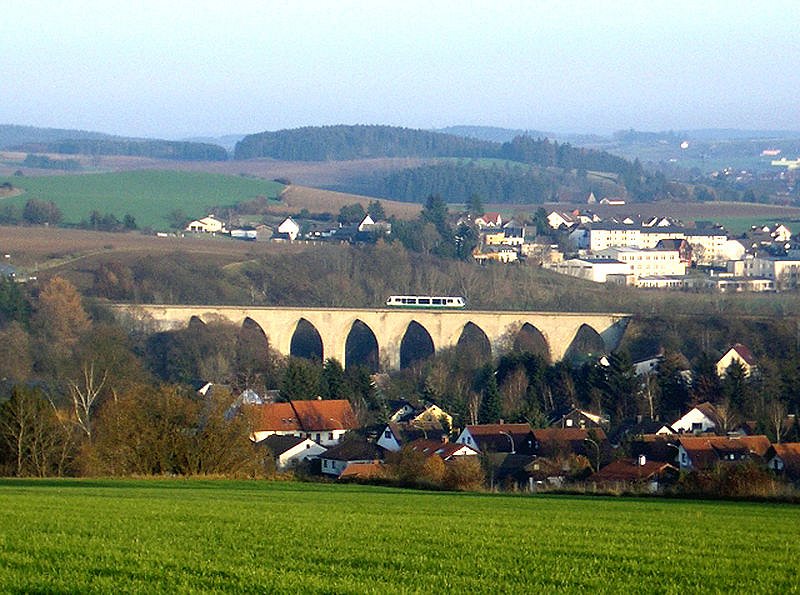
[670,402,720,434]
[260,435,327,470]
[185,215,226,233]
[319,439,384,477]
[716,344,756,378]
[277,216,300,241]
[547,211,576,230]
[250,399,358,446]
[475,212,503,228]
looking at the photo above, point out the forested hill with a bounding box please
[233,125,497,160]
[0,124,112,149]
[12,138,228,161]
[234,124,640,180]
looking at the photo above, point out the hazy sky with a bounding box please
[4,0,800,138]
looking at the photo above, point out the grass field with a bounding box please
[0,479,798,593]
[0,171,284,230]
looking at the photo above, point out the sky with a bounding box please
[3,0,800,139]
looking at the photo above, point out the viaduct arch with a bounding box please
[114,305,630,370]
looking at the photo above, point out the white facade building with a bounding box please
[595,247,686,277]
[546,258,630,283]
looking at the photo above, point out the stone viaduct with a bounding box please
[113,304,630,371]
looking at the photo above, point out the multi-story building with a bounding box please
[595,247,686,277]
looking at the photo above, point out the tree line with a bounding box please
[14,139,228,161]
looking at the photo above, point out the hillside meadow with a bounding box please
[0,171,285,229]
[0,479,798,593]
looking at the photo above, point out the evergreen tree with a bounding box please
[477,366,501,424]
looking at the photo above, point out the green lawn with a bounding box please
[0,479,798,593]
[0,171,284,230]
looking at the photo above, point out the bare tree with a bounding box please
[766,399,788,443]
[68,361,108,438]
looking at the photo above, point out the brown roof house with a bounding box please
[455,423,535,454]
[588,456,678,492]
[716,343,757,378]
[766,442,800,482]
[250,399,358,447]
[676,435,771,472]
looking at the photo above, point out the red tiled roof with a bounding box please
[481,212,501,224]
[589,458,676,482]
[679,435,772,469]
[290,399,358,431]
[251,399,358,433]
[251,402,301,432]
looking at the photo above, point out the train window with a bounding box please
[419,298,430,304]
[433,298,442,305]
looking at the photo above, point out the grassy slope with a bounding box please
[0,479,798,593]
[0,171,284,230]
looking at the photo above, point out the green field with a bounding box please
[0,480,798,593]
[0,171,284,230]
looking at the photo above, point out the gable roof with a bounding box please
[252,402,301,432]
[589,458,677,482]
[479,212,502,225]
[290,399,358,431]
[251,399,358,433]
[463,423,535,453]
[320,439,383,462]
[728,343,756,366]
[406,439,478,460]
[769,442,800,476]
[678,435,772,469]
[259,434,313,456]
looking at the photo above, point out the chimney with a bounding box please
[440,435,449,444]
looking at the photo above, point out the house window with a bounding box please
[329,432,334,441]
[323,460,328,468]
[305,443,310,449]
[316,433,321,442]
[691,422,702,431]
[681,453,687,464]
[566,419,573,427]
[384,429,392,438]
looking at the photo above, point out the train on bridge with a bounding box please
[385,295,466,309]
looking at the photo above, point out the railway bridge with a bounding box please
[112,304,630,371]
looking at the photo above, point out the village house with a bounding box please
[766,442,800,483]
[546,210,577,230]
[588,456,678,492]
[670,402,721,434]
[716,343,757,378]
[475,212,503,228]
[456,423,535,454]
[185,215,226,234]
[377,420,448,452]
[275,216,300,241]
[259,435,327,471]
[473,245,519,264]
[550,407,610,430]
[675,435,771,472]
[249,399,358,446]
[319,439,384,477]
[405,438,479,461]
